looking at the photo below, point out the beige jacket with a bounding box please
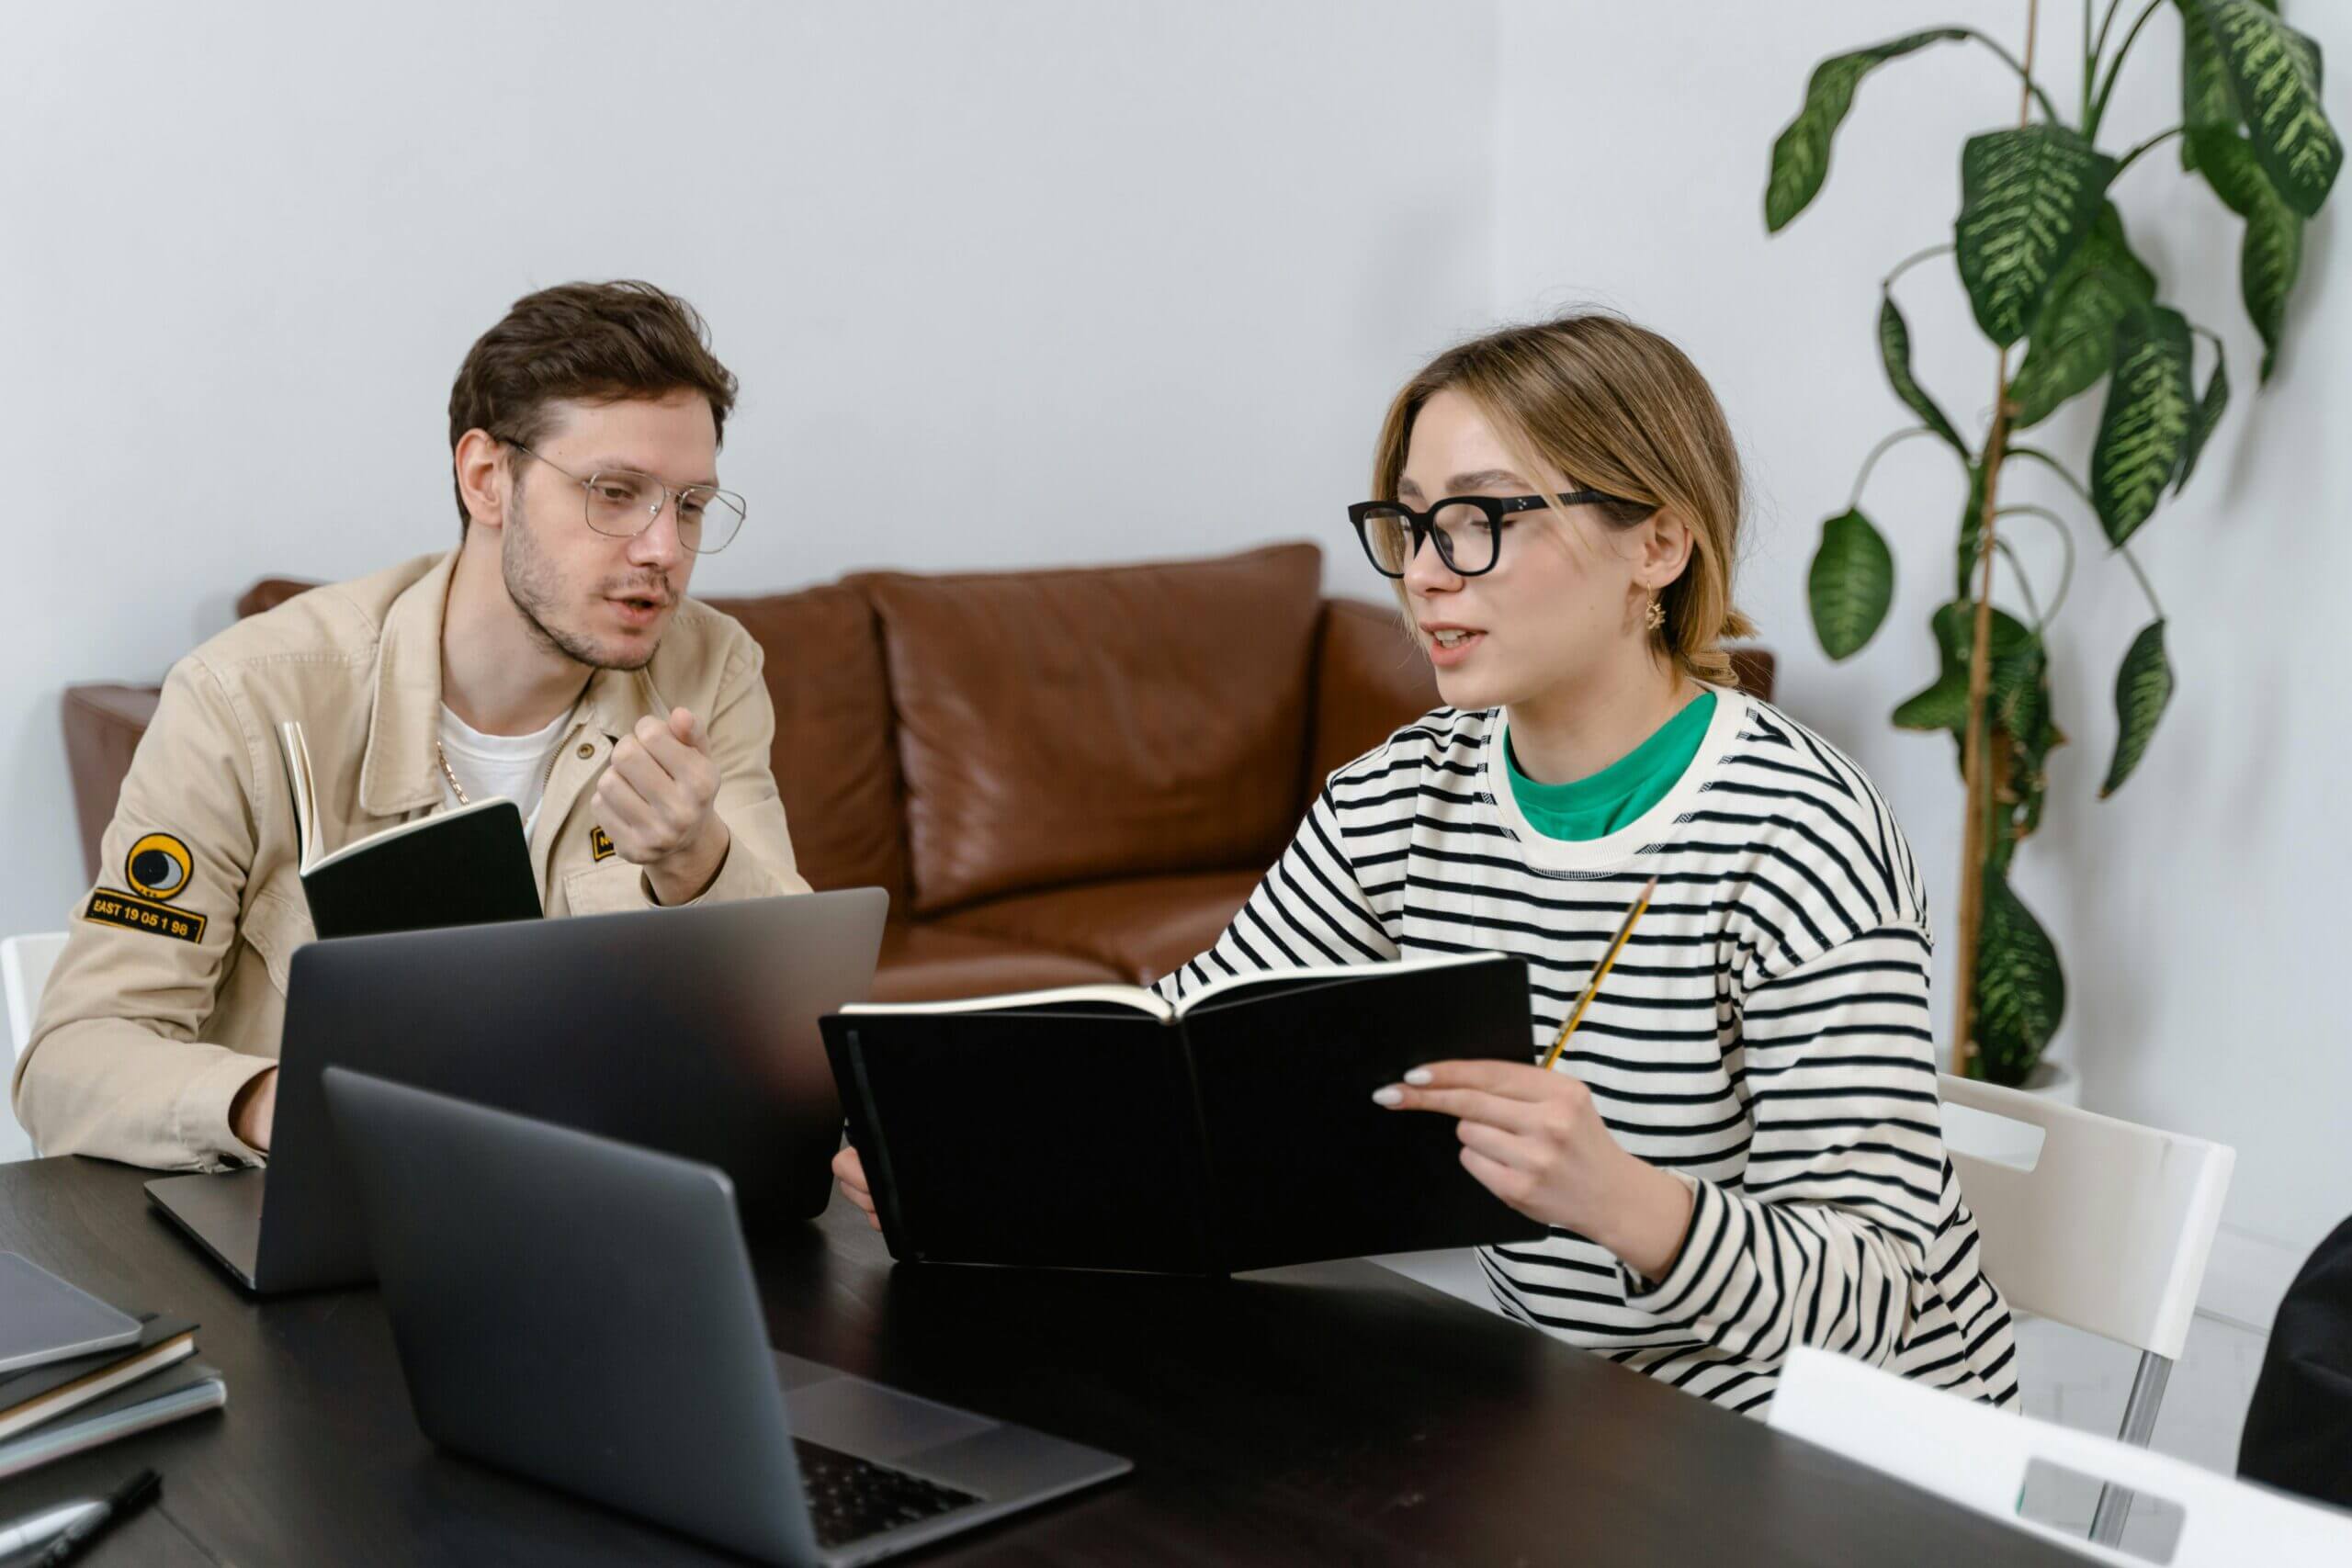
[17,551,810,1170]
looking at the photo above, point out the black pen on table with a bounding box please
[30,1467,158,1566]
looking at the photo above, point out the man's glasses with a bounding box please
[1347,491,1645,579]
[509,444,748,555]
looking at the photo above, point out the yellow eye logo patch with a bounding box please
[125,833,194,902]
[87,831,205,942]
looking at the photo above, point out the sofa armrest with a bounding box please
[1305,598,1440,795]
[1727,647,1776,705]
[237,578,320,619]
[63,683,163,886]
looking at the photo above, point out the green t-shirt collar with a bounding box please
[1504,690,1718,842]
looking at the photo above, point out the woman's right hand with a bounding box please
[831,1143,880,1230]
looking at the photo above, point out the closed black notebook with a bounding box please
[0,1312,199,1442]
[279,719,542,941]
[822,952,1548,1275]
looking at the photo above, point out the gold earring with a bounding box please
[1645,595,1667,632]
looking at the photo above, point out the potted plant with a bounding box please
[1766,0,2336,1089]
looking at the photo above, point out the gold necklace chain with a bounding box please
[434,742,470,807]
[438,689,588,810]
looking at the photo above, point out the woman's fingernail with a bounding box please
[1372,1087,1404,1107]
[1404,1068,1432,1086]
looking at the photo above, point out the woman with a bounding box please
[836,313,2018,1415]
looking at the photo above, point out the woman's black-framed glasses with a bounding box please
[1347,491,1639,579]
[509,443,748,555]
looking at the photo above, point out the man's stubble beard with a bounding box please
[500,485,664,673]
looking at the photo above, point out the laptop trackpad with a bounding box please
[780,1369,996,1462]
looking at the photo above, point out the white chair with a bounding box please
[1939,1073,2235,1547]
[1770,1345,2352,1564]
[1368,1247,1498,1313]
[3,931,67,1061]
[2,931,68,1159]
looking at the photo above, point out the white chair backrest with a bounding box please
[1771,1347,2352,1564]
[3,931,68,1065]
[1939,1074,2233,1361]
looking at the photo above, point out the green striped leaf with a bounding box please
[2179,0,2275,170]
[2191,0,2339,219]
[1972,863,2065,1086]
[1878,294,1966,454]
[2007,201,2156,428]
[2100,618,2175,796]
[1808,508,1896,660]
[1766,28,1970,231]
[1893,601,2033,736]
[2192,129,2306,381]
[1955,125,2116,348]
[1893,671,1972,737]
[2005,647,2064,851]
[2181,2,2235,169]
[1894,604,1973,734]
[2090,306,2194,546]
[2241,194,2301,383]
[2177,344,2231,491]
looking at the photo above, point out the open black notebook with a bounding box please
[821,952,1547,1275]
[279,720,542,941]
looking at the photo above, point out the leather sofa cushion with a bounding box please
[1306,598,1439,792]
[704,585,907,903]
[860,542,1325,916]
[869,921,1125,1004]
[62,684,163,886]
[1728,647,1776,704]
[236,578,318,619]
[936,869,1261,986]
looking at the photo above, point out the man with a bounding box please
[16,280,809,1169]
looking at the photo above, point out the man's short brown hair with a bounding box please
[447,280,739,532]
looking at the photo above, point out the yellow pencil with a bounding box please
[1539,875,1659,1071]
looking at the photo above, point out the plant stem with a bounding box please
[2118,540,2167,620]
[1958,27,2064,124]
[2088,0,2164,139]
[2112,124,2184,179]
[2084,0,2107,126]
[1992,537,2046,626]
[1883,243,1956,290]
[1848,425,1945,510]
[1994,504,2078,622]
[2089,0,2127,103]
[2007,445,2096,511]
[1953,0,2041,1078]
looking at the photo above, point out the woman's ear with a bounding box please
[453,428,509,535]
[1640,507,1696,591]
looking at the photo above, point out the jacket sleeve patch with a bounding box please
[85,888,208,943]
[124,831,196,902]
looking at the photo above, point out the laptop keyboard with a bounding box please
[794,1436,981,1547]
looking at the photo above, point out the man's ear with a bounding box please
[453,429,509,533]
[1641,507,1696,592]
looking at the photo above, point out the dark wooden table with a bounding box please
[0,1156,2081,1566]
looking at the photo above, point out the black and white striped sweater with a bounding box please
[1155,691,2020,1415]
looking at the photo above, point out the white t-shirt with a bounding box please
[435,703,574,837]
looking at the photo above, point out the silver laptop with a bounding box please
[322,1066,1129,1566]
[146,887,888,1294]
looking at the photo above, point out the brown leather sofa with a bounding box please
[62,541,1772,1003]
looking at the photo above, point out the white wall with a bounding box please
[1496,1,2350,1262]
[1,0,1498,946]
[10,0,2345,1270]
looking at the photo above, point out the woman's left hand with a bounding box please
[1375,1059,1696,1281]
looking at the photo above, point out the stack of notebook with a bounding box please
[0,1264,222,1480]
